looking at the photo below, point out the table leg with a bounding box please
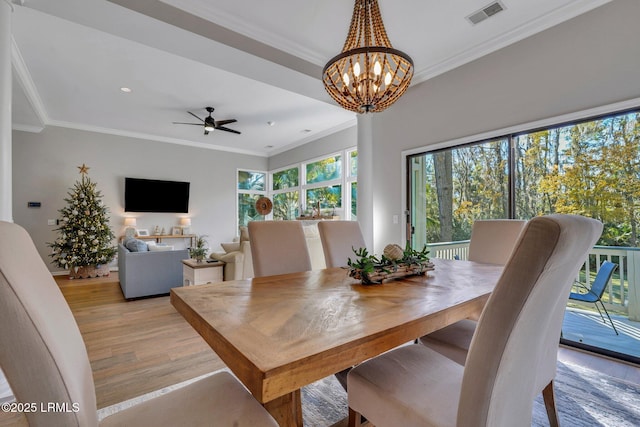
[264,390,303,427]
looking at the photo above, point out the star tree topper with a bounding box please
[78,163,90,175]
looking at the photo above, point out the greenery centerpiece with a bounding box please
[347,243,434,285]
[189,235,209,262]
[48,164,116,279]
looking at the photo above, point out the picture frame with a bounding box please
[137,229,149,237]
[171,226,182,235]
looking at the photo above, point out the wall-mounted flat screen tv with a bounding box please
[124,178,190,213]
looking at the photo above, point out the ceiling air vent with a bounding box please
[466,1,506,25]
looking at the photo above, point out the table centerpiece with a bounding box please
[347,243,434,285]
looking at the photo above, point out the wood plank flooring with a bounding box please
[1,272,638,426]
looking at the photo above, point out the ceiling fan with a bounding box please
[173,107,241,135]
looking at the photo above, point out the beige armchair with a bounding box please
[210,227,253,281]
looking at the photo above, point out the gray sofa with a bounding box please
[118,243,188,299]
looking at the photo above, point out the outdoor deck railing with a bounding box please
[426,241,640,321]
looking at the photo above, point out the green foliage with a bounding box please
[273,167,299,190]
[189,235,208,261]
[48,174,116,268]
[237,171,265,191]
[273,191,299,220]
[413,111,640,248]
[347,244,431,285]
[306,156,342,184]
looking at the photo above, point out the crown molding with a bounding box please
[11,36,47,128]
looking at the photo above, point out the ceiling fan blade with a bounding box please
[217,126,241,135]
[173,122,203,126]
[215,119,237,126]
[188,111,205,122]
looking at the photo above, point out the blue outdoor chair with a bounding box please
[569,260,619,335]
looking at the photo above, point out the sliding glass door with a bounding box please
[408,138,509,251]
[407,109,640,363]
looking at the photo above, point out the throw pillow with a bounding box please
[124,238,148,252]
[221,242,241,253]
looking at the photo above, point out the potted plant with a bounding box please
[190,235,208,262]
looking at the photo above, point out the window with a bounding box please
[409,110,640,247]
[237,170,266,227]
[409,139,509,248]
[306,155,342,184]
[348,150,358,219]
[271,167,299,220]
[268,149,357,221]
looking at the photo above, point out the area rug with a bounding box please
[98,360,640,426]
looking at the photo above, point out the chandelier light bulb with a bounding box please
[343,73,350,86]
[353,62,361,77]
[385,71,392,86]
[374,60,382,76]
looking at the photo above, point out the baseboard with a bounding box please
[560,338,640,366]
[51,267,118,276]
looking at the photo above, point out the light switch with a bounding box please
[47,219,57,226]
[393,215,399,224]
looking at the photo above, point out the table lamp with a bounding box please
[180,217,191,234]
[124,217,137,238]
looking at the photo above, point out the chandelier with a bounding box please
[322,0,414,113]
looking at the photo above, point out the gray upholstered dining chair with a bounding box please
[248,220,312,277]
[420,219,527,362]
[317,220,366,268]
[0,221,278,427]
[347,214,602,427]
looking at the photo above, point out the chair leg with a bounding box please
[542,380,559,427]
[593,300,607,323]
[348,408,363,427]
[598,301,619,335]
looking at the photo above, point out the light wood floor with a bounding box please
[1,272,639,426]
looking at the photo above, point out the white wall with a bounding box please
[268,125,356,170]
[12,126,267,272]
[369,0,640,252]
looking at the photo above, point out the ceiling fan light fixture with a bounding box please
[322,0,413,113]
[204,116,215,132]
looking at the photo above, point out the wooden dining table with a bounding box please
[170,257,503,427]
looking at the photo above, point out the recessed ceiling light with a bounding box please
[302,129,312,133]
[120,87,132,93]
[267,121,275,127]
[265,145,274,149]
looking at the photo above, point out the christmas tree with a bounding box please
[49,164,116,277]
